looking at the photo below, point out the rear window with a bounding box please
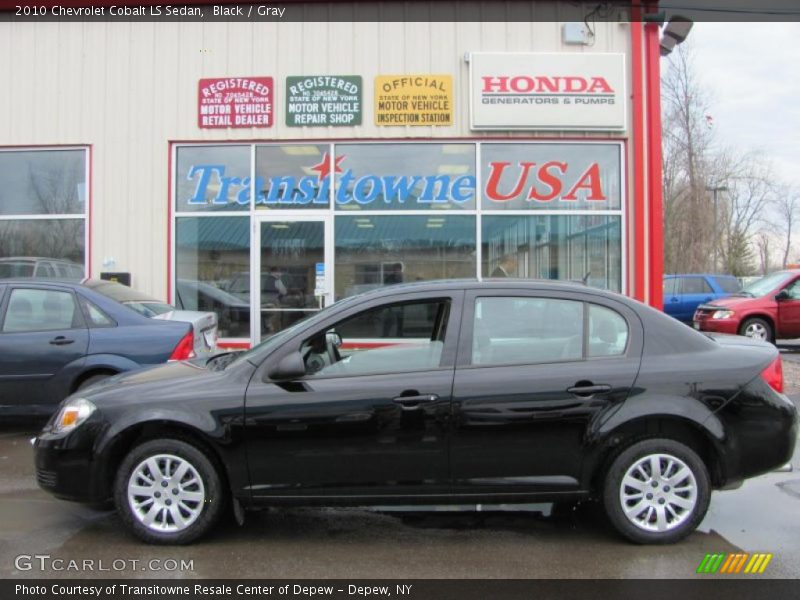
[0,262,34,278]
[713,276,740,294]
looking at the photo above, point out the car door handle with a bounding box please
[49,336,74,346]
[392,394,439,410]
[566,384,611,397]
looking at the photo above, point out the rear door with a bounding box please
[0,285,89,411]
[450,289,643,495]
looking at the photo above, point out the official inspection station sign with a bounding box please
[198,77,274,129]
[374,75,453,126]
[285,76,362,126]
[469,53,626,131]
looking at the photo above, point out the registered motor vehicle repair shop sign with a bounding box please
[286,76,362,126]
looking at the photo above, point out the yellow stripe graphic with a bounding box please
[758,554,773,574]
[744,555,760,574]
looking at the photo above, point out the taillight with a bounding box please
[760,355,784,393]
[169,330,196,361]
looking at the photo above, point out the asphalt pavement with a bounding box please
[0,397,797,580]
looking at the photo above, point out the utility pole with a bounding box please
[706,185,728,272]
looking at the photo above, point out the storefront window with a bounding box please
[334,215,476,299]
[482,215,622,292]
[176,145,251,212]
[174,217,251,338]
[334,143,476,211]
[255,144,331,209]
[0,149,87,276]
[480,143,621,211]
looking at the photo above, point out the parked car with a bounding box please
[663,274,740,322]
[694,269,800,342]
[34,280,796,545]
[174,279,249,339]
[0,279,202,415]
[83,279,218,358]
[0,257,84,280]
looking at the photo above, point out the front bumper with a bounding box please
[693,315,739,335]
[33,422,109,504]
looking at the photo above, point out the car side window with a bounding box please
[78,296,116,328]
[472,297,583,366]
[1,288,81,333]
[681,277,712,294]
[588,304,629,357]
[663,277,677,296]
[784,279,800,300]
[300,299,450,377]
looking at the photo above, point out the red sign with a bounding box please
[197,77,273,129]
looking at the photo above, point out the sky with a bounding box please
[684,22,800,187]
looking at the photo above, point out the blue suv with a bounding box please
[663,274,740,322]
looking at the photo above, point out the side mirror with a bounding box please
[776,289,790,301]
[267,352,306,381]
[326,331,342,348]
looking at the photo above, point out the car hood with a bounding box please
[700,295,761,309]
[75,358,250,408]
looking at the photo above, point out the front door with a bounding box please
[253,217,332,341]
[244,290,462,499]
[777,277,800,337]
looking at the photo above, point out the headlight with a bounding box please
[52,398,97,434]
[711,310,734,319]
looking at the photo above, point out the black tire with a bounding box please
[739,317,774,344]
[114,438,225,544]
[77,373,113,391]
[602,438,710,544]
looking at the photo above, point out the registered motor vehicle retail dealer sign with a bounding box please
[374,75,453,126]
[469,53,626,131]
[286,76,362,126]
[198,77,274,128]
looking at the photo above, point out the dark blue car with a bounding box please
[663,274,740,322]
[0,279,196,416]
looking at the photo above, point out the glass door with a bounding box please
[252,216,332,342]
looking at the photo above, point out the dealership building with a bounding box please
[0,1,665,347]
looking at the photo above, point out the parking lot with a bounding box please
[1,393,797,580]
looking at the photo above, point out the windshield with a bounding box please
[741,272,794,297]
[124,301,174,317]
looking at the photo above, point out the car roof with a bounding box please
[346,278,601,298]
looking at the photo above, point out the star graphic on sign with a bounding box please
[309,152,345,181]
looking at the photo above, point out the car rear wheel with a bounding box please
[739,317,773,343]
[602,439,710,544]
[114,438,225,544]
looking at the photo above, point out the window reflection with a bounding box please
[0,220,85,277]
[482,215,621,291]
[176,145,251,212]
[335,215,476,299]
[0,150,85,216]
[175,217,251,338]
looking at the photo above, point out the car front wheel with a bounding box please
[114,438,225,544]
[739,317,773,343]
[602,439,710,544]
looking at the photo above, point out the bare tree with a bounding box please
[661,42,717,273]
[773,186,800,268]
[755,231,772,275]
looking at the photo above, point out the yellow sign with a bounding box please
[374,75,453,126]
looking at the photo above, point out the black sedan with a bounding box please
[0,279,198,415]
[34,280,797,544]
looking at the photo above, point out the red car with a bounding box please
[694,270,800,343]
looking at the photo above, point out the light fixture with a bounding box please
[660,16,693,56]
[281,145,321,156]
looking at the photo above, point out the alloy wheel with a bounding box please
[127,453,206,533]
[744,322,768,340]
[618,453,698,533]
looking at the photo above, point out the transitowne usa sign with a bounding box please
[469,53,626,131]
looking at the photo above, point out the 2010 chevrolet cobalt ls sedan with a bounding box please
[34,280,797,544]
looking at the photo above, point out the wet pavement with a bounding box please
[0,397,797,580]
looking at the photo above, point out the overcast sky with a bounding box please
[681,22,800,187]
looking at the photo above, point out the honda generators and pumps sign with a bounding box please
[469,52,626,131]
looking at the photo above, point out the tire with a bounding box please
[739,317,773,343]
[602,438,710,544]
[114,438,226,544]
[77,373,113,391]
